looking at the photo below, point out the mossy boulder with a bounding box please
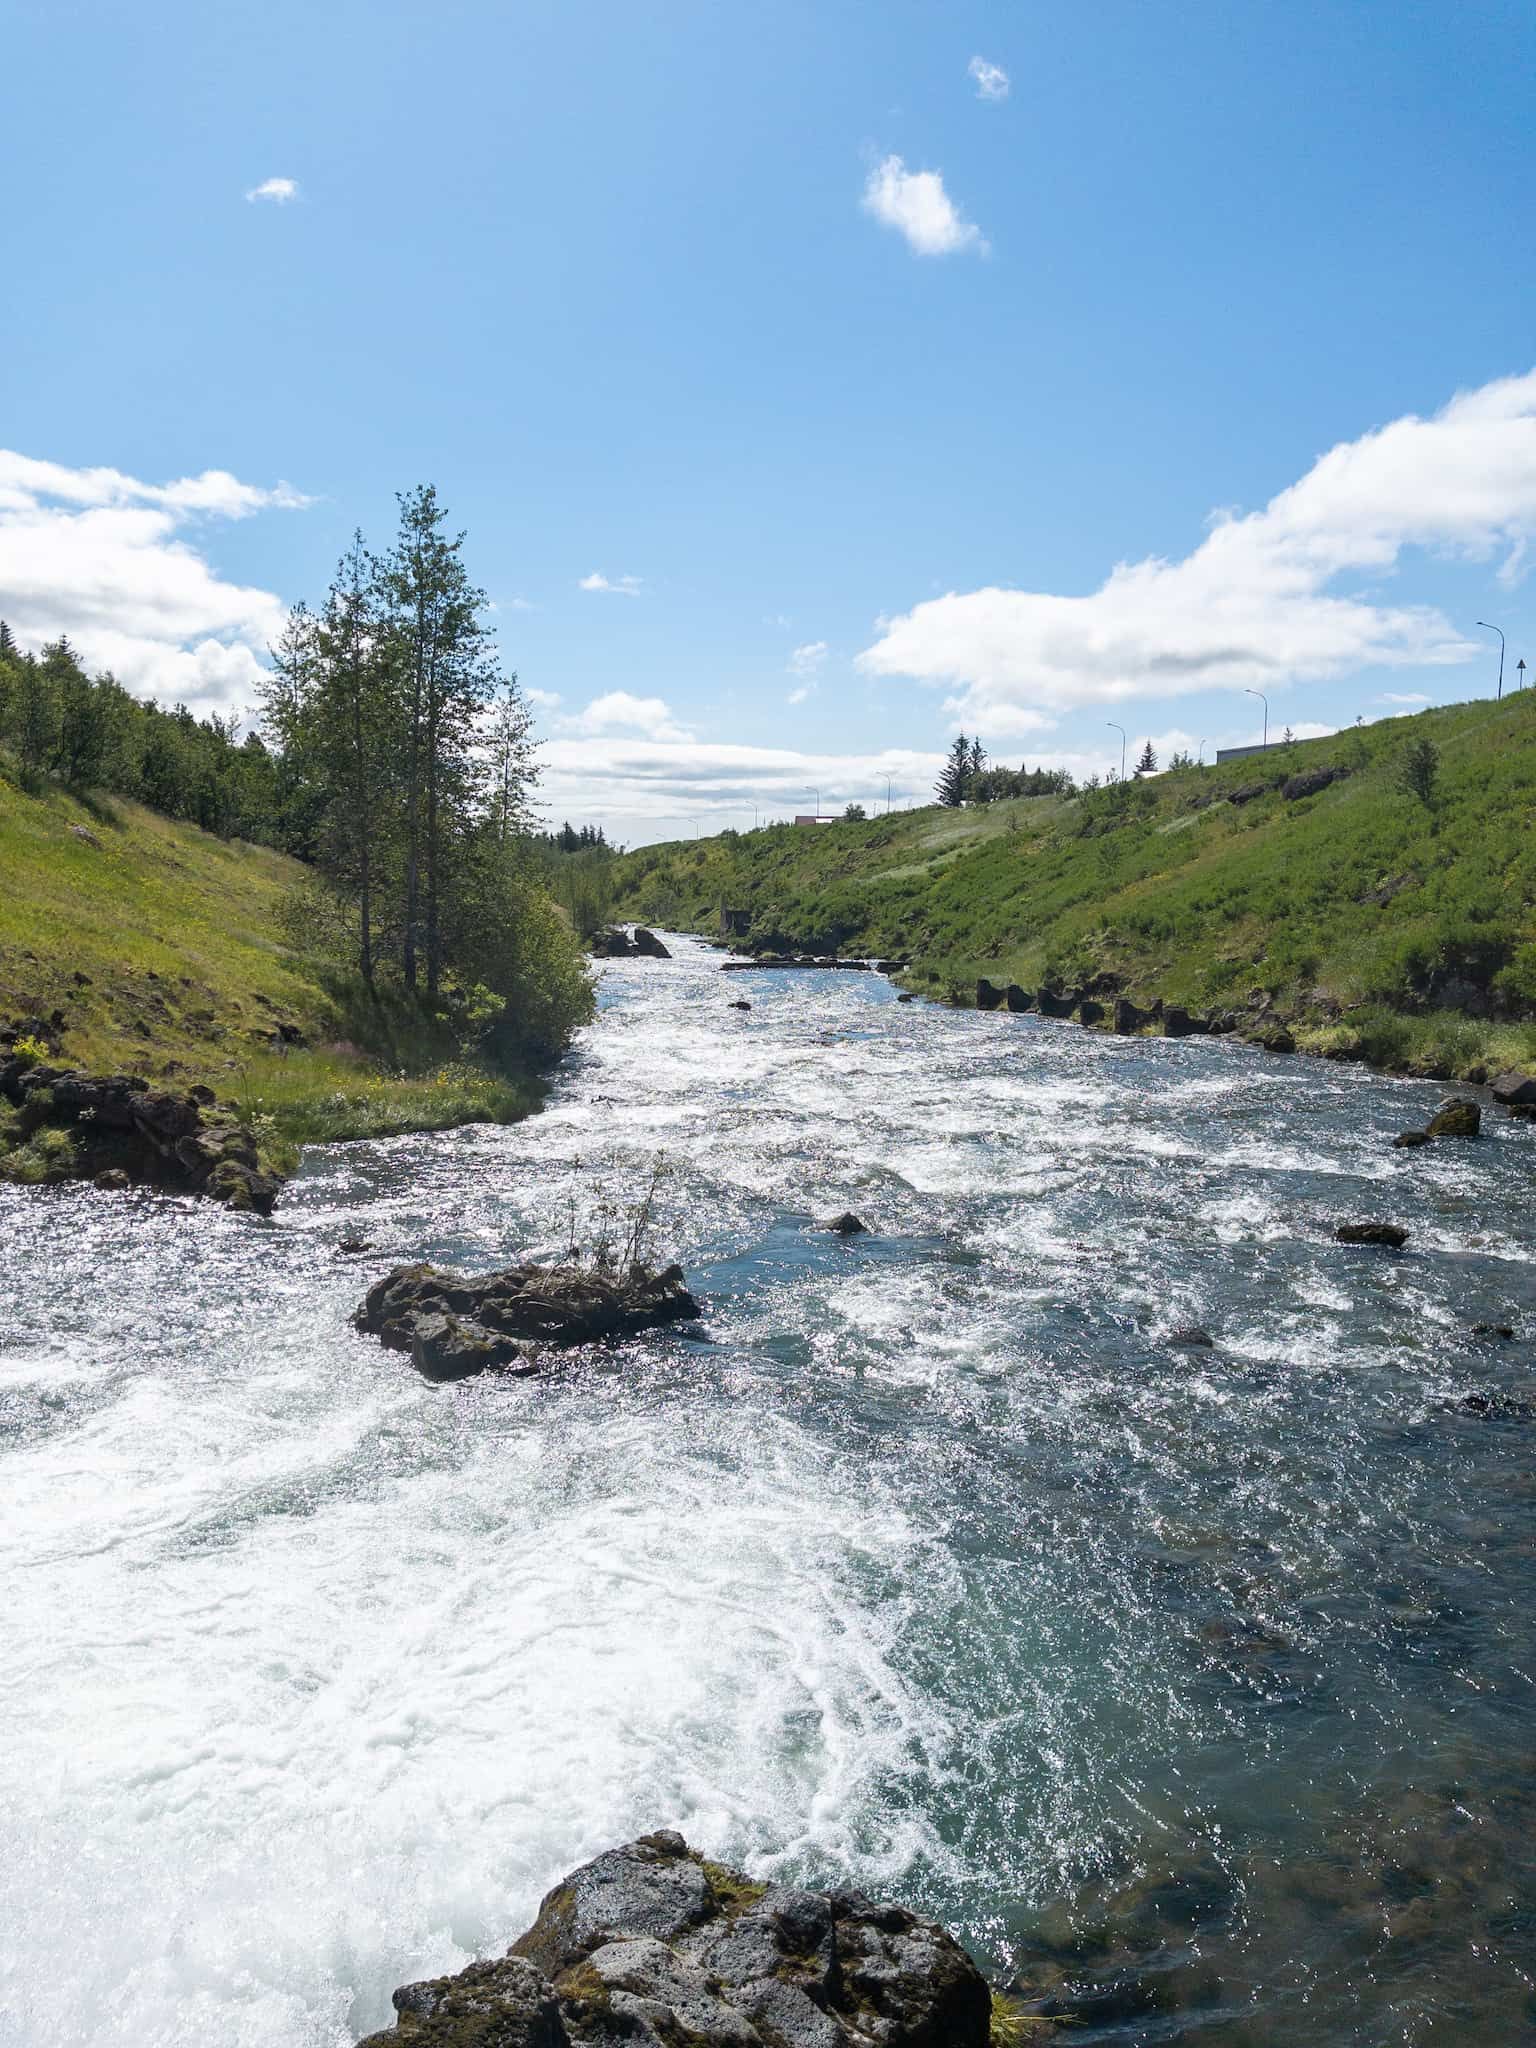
[1426,1097,1481,1138]
[357,1832,991,2046]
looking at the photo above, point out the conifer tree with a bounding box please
[935,734,971,807]
[1135,740,1158,775]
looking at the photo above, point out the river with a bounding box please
[2,936,1534,2045]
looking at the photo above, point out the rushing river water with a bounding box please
[3,937,1535,2045]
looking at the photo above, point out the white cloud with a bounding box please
[0,450,308,710]
[787,686,813,706]
[246,176,299,205]
[524,686,563,710]
[788,640,828,675]
[1377,691,1430,705]
[566,691,693,742]
[861,155,987,258]
[578,571,643,595]
[968,56,1010,100]
[859,367,1536,729]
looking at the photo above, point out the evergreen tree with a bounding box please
[380,486,500,995]
[488,673,536,849]
[935,734,971,807]
[1135,740,1158,775]
[967,736,986,781]
[14,652,56,773]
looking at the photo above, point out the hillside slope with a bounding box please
[0,776,542,1167]
[613,693,1536,1077]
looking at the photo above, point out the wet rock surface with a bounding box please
[1336,1222,1409,1248]
[356,1832,992,2047]
[353,1259,703,1380]
[1425,1097,1481,1138]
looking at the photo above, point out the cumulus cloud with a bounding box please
[968,56,1010,100]
[565,691,693,742]
[859,367,1536,730]
[862,155,987,257]
[787,686,813,706]
[789,640,827,675]
[579,571,643,595]
[0,450,308,710]
[246,176,299,204]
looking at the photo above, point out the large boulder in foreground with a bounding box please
[356,1831,991,2047]
[1426,1097,1481,1138]
[354,1261,702,1381]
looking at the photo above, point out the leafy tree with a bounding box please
[843,802,867,821]
[1135,740,1158,775]
[935,734,971,807]
[1397,737,1440,808]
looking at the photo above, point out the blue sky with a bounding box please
[3,0,1534,839]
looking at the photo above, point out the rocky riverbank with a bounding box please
[0,1037,282,1212]
[355,1831,1004,2046]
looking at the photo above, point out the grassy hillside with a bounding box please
[613,693,1536,1079]
[0,774,543,1168]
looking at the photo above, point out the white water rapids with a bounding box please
[3,938,1534,2045]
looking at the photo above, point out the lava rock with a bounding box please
[1004,984,1033,1012]
[632,927,671,959]
[1336,1222,1409,1248]
[1162,1007,1205,1039]
[1491,1070,1536,1106]
[729,999,752,1011]
[354,1259,702,1380]
[1426,1097,1481,1138]
[357,1832,991,2048]
[1470,1322,1516,1339]
[897,992,916,1003]
[1168,1326,1215,1348]
[1076,997,1106,1027]
[337,1234,375,1255]
[824,1212,868,1235]
[1393,1130,1432,1148]
[974,978,1005,1011]
[1113,998,1149,1035]
[1036,987,1078,1018]
[1281,767,1343,801]
[92,1167,131,1191]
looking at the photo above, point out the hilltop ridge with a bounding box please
[612,693,1536,1078]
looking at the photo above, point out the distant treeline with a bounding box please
[0,623,285,843]
[935,734,1075,807]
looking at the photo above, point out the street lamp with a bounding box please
[1245,688,1269,747]
[1476,622,1506,700]
[1106,722,1126,780]
[1197,739,1209,765]
[1519,658,1528,691]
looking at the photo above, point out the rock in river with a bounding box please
[355,1830,992,2047]
[1425,1097,1481,1138]
[824,1212,868,1235]
[354,1260,702,1382]
[1336,1222,1409,1248]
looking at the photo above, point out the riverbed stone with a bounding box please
[632,928,671,959]
[824,1212,868,1235]
[974,978,1004,1011]
[359,1834,991,2048]
[1491,1070,1536,1106]
[1336,1222,1409,1248]
[1393,1130,1432,1148]
[1426,1097,1481,1137]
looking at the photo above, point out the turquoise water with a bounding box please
[2,937,1533,2043]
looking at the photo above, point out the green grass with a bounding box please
[0,764,545,1159]
[611,692,1536,1078]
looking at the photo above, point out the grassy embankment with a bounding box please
[0,774,543,1176]
[613,692,1536,1079]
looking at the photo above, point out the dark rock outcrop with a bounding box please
[974,978,1005,1011]
[1392,1130,1432,1149]
[1004,984,1033,1013]
[1113,998,1150,1035]
[824,1212,868,1236]
[1227,782,1268,806]
[1161,1007,1205,1040]
[1168,1326,1215,1348]
[1076,997,1105,1027]
[1491,1070,1536,1107]
[356,1832,992,2048]
[354,1259,702,1381]
[1249,1025,1296,1055]
[1426,1097,1481,1138]
[1281,766,1344,801]
[632,928,671,959]
[591,927,672,960]
[1036,987,1077,1018]
[0,1058,280,1212]
[1336,1222,1409,1248]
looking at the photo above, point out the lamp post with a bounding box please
[1106,722,1126,781]
[1245,688,1268,747]
[1197,739,1209,765]
[1476,622,1506,699]
[1519,658,1528,691]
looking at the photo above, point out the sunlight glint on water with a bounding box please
[3,936,1535,2045]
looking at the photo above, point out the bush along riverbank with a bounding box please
[611,690,1536,1084]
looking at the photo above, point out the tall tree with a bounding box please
[487,673,536,849]
[967,736,986,781]
[935,734,971,807]
[1135,740,1158,775]
[380,487,500,995]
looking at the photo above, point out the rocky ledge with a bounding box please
[0,1056,281,1212]
[356,1831,992,2047]
[354,1261,703,1381]
[591,926,672,959]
